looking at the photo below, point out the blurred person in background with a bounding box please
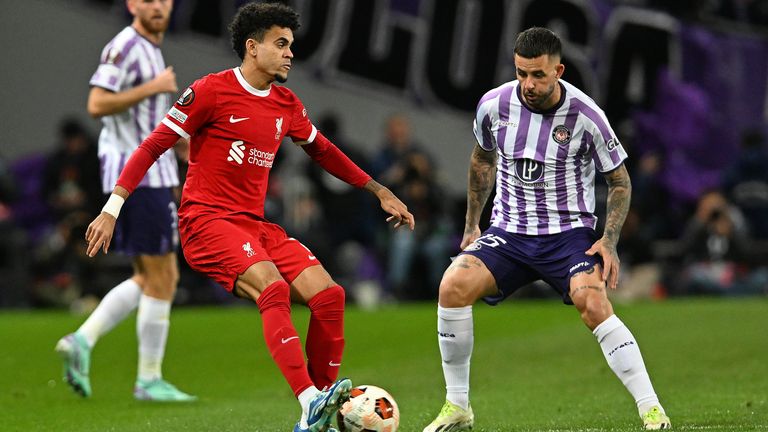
[55,0,195,402]
[31,119,102,306]
[0,153,29,307]
[721,128,768,239]
[83,3,413,431]
[424,27,670,431]
[675,190,767,295]
[371,113,431,186]
[301,112,380,294]
[43,119,102,223]
[387,142,451,299]
[372,114,450,299]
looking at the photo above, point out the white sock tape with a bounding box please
[101,194,125,218]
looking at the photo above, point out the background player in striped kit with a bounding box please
[56,0,195,402]
[423,27,670,431]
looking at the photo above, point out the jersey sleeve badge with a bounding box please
[176,87,195,106]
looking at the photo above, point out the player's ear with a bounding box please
[246,38,257,58]
[555,63,565,79]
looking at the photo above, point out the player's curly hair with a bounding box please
[514,27,562,59]
[229,1,300,60]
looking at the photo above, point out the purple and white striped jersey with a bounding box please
[473,79,627,235]
[90,26,179,194]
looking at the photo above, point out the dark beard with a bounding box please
[274,73,288,84]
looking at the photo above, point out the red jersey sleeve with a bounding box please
[301,132,372,188]
[160,76,217,139]
[115,123,180,193]
[287,95,318,143]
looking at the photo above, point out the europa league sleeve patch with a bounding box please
[176,87,195,106]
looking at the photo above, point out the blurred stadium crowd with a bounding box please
[1,0,767,309]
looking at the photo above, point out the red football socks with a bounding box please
[256,280,313,397]
[306,285,346,389]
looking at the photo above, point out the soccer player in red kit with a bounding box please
[84,3,414,431]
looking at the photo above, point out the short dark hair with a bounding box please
[514,27,562,59]
[229,1,300,60]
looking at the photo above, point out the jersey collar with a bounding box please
[234,67,271,97]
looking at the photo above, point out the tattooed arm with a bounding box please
[586,163,632,289]
[461,143,498,249]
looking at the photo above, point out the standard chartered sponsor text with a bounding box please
[248,148,275,167]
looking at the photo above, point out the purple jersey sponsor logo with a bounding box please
[514,158,544,183]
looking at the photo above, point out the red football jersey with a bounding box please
[161,68,316,223]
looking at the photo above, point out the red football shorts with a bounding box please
[180,215,321,291]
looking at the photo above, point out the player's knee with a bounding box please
[438,274,475,307]
[138,268,175,297]
[579,295,612,329]
[157,266,178,290]
[312,284,345,308]
[326,284,345,305]
[256,280,291,312]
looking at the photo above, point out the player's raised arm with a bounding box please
[85,123,181,256]
[298,132,415,230]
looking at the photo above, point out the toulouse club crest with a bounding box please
[552,125,571,145]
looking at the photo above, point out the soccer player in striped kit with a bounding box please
[56,0,195,402]
[424,27,670,431]
[84,3,413,431]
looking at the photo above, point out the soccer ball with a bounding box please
[336,385,400,432]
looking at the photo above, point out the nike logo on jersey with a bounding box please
[328,361,341,367]
[281,336,299,344]
[229,115,249,123]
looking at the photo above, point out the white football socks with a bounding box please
[77,279,141,348]
[593,314,664,415]
[437,305,474,410]
[136,294,171,382]
[298,386,320,429]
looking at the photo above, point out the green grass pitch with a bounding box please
[1,298,766,431]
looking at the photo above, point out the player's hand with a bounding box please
[585,238,620,290]
[85,212,118,257]
[460,226,481,250]
[152,66,178,94]
[377,188,415,230]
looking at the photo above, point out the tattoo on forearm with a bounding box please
[466,145,497,228]
[603,165,631,247]
[571,285,604,295]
